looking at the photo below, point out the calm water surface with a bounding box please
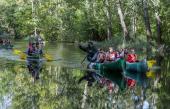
[0,41,169,109]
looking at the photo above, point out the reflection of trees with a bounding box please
[0,62,85,109]
[157,56,170,109]
[1,58,169,109]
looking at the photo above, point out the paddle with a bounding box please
[13,49,27,60]
[13,49,54,61]
[13,49,23,55]
[146,60,158,78]
[81,55,87,64]
[44,53,53,61]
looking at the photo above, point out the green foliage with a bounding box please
[157,58,170,109]
[0,0,169,43]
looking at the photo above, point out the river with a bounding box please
[0,41,169,109]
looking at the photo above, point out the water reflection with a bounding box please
[0,60,151,109]
[26,58,44,80]
[0,60,84,109]
[14,41,86,68]
[157,55,170,109]
[0,49,20,61]
[0,42,169,109]
[0,94,12,109]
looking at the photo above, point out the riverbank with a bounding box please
[77,36,153,53]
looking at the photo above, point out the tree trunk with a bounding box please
[84,0,93,39]
[104,0,112,40]
[131,5,137,38]
[142,0,152,53]
[150,0,162,45]
[117,0,129,40]
[155,12,162,45]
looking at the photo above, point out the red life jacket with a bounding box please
[127,54,137,63]
[127,79,136,88]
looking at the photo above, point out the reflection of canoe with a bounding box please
[0,45,13,49]
[93,59,126,90]
[124,60,148,84]
[92,59,149,90]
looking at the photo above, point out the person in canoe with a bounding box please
[27,31,44,57]
[0,38,13,49]
[117,48,128,59]
[126,48,138,63]
[26,42,43,58]
[106,47,117,61]
[79,41,99,62]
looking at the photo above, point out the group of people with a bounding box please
[96,47,137,63]
[79,42,139,94]
[26,31,44,56]
[0,39,12,47]
[99,47,138,92]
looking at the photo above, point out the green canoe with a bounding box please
[92,59,127,90]
[125,60,148,85]
[92,59,149,90]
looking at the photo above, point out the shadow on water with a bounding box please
[0,42,170,109]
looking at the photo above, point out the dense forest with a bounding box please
[0,0,169,44]
[0,0,170,109]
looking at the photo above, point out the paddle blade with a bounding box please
[44,53,53,61]
[146,71,155,78]
[13,49,22,55]
[146,60,156,78]
[147,60,156,68]
[20,53,27,60]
